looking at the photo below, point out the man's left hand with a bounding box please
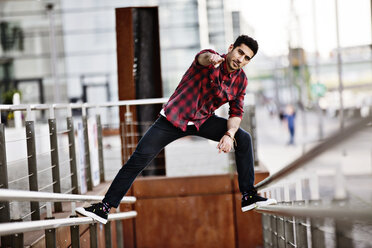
[217,135,233,153]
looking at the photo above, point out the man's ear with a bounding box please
[228,44,234,52]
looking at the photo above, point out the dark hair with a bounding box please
[233,35,259,58]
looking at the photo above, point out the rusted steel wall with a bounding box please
[122,172,268,248]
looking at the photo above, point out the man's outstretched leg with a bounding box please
[197,115,277,212]
[76,116,185,224]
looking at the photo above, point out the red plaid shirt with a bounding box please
[163,49,248,131]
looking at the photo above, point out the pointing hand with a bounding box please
[208,54,224,68]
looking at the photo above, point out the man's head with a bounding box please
[225,35,258,72]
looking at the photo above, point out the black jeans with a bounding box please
[103,115,255,208]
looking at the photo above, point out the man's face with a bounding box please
[225,44,254,72]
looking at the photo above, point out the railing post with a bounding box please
[25,108,40,220]
[70,215,80,248]
[334,199,353,248]
[309,200,326,248]
[45,226,56,248]
[82,106,93,191]
[89,223,98,248]
[105,221,112,248]
[0,122,12,247]
[294,201,308,248]
[271,215,279,247]
[261,213,271,248]
[48,107,62,212]
[10,219,24,248]
[67,107,79,194]
[45,202,56,248]
[116,207,124,248]
[295,179,308,248]
[96,113,105,182]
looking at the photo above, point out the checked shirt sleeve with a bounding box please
[228,75,248,119]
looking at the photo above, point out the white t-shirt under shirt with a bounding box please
[160,109,195,125]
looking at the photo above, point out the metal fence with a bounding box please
[254,115,372,248]
[0,188,136,248]
[0,98,170,224]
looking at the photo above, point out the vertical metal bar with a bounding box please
[48,118,62,212]
[45,217,56,248]
[262,213,272,248]
[67,117,79,194]
[26,121,40,220]
[105,221,112,248]
[10,219,24,248]
[96,114,105,182]
[89,223,98,248]
[0,123,12,247]
[309,200,326,248]
[334,199,353,248]
[116,207,124,248]
[295,201,308,248]
[70,222,80,248]
[284,203,295,248]
[335,219,354,248]
[277,215,286,248]
[82,115,92,191]
[271,215,278,248]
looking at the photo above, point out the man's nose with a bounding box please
[238,56,244,63]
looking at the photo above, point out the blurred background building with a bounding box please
[1,0,372,172]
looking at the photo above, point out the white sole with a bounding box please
[75,207,108,224]
[241,203,257,212]
[256,199,277,207]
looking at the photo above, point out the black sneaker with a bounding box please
[241,190,277,212]
[75,202,109,224]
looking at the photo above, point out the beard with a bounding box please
[227,59,240,71]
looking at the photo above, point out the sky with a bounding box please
[241,0,371,57]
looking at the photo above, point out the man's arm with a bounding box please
[217,117,241,153]
[197,52,224,67]
[227,116,241,137]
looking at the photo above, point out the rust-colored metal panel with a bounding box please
[115,7,164,175]
[135,194,236,248]
[132,175,232,198]
[55,225,71,248]
[80,229,91,248]
[121,201,136,248]
[234,193,264,248]
[116,8,135,102]
[233,172,269,248]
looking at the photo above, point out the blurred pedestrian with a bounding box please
[76,35,277,224]
[284,104,296,145]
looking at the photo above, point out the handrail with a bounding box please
[0,189,136,203]
[255,204,372,222]
[254,115,372,190]
[0,97,169,111]
[0,211,137,236]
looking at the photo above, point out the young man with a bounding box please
[76,35,277,224]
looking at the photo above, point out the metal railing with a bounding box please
[0,98,168,221]
[254,115,372,248]
[0,99,169,247]
[0,188,137,248]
